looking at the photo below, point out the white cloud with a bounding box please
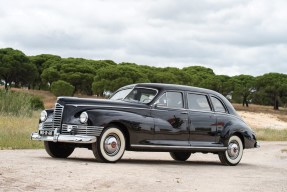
[0,0,287,76]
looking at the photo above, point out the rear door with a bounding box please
[210,95,230,143]
[187,93,217,146]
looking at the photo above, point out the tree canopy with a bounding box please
[1,47,287,110]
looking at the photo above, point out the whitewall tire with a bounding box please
[92,126,126,163]
[218,135,243,166]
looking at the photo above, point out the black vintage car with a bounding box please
[31,83,259,166]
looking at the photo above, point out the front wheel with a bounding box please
[44,141,75,158]
[218,135,243,166]
[170,152,191,161]
[92,126,126,163]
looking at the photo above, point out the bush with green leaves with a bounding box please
[51,80,75,97]
[30,97,44,110]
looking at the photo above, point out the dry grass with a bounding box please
[233,103,287,114]
[11,88,57,108]
[233,103,287,123]
[0,112,43,149]
[254,128,287,141]
[10,87,103,108]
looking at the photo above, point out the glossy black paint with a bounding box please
[47,83,257,152]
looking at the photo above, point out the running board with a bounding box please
[130,144,227,152]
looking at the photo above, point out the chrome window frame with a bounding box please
[186,92,213,113]
[210,95,229,114]
[153,90,185,109]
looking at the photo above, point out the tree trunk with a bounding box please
[4,81,8,90]
[242,97,249,107]
[274,97,279,110]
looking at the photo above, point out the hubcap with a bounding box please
[104,134,120,156]
[227,142,240,159]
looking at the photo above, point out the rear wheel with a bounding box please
[170,152,191,161]
[92,126,126,163]
[44,141,75,158]
[218,135,243,166]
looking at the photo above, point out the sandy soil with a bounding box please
[238,111,287,129]
[0,142,286,192]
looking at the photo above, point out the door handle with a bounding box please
[181,111,188,114]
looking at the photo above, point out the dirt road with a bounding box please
[0,142,287,192]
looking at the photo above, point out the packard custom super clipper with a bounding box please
[31,83,259,166]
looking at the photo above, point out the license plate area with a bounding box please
[39,130,54,136]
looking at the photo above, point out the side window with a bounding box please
[155,93,167,106]
[187,93,211,111]
[155,92,183,108]
[211,97,226,113]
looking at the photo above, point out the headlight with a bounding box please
[80,112,88,124]
[40,110,48,122]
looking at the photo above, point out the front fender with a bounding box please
[86,109,155,144]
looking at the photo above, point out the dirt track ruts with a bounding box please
[0,142,287,192]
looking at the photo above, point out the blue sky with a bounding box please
[0,0,286,76]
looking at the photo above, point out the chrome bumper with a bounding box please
[31,132,97,144]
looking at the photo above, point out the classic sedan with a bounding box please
[31,83,259,166]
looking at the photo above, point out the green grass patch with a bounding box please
[0,89,44,117]
[0,112,43,149]
[254,128,287,141]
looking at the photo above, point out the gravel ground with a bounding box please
[0,141,287,192]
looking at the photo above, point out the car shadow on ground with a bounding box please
[37,156,254,167]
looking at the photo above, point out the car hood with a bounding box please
[56,97,149,109]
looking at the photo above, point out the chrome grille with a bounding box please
[53,103,64,130]
[43,122,53,130]
[62,124,103,136]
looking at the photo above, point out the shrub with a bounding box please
[51,80,75,97]
[30,97,44,110]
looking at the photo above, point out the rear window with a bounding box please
[211,97,226,113]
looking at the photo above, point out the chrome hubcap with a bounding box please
[227,142,240,159]
[104,134,120,156]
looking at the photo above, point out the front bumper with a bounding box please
[31,132,97,144]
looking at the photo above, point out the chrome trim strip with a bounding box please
[31,132,97,144]
[130,144,227,151]
[61,124,104,136]
[66,104,149,110]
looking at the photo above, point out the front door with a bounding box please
[150,91,189,146]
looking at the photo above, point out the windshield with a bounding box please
[110,87,157,104]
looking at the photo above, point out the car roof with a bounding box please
[134,83,217,95]
[129,83,239,116]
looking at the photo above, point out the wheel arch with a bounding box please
[232,132,245,149]
[105,121,130,150]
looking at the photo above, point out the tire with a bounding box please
[170,152,191,161]
[218,135,243,166]
[92,126,126,163]
[44,141,75,158]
